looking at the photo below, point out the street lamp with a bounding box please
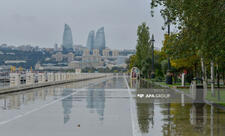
[150,34,155,78]
[166,19,173,84]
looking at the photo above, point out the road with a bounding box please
[0,76,224,136]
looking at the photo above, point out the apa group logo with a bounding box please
[137,94,145,98]
[136,92,171,99]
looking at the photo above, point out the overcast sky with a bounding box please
[0,0,166,50]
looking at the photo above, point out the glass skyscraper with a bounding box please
[86,30,95,50]
[94,27,106,51]
[62,24,73,51]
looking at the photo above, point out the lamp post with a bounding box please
[151,34,155,78]
[166,19,173,84]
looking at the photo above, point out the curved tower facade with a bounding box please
[94,27,105,51]
[86,30,95,50]
[62,24,73,51]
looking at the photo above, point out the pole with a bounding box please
[168,22,171,71]
[166,20,172,84]
[151,34,155,78]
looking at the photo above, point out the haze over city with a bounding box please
[0,0,164,49]
[0,0,224,136]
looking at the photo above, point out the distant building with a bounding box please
[0,65,11,72]
[74,44,84,51]
[45,58,51,61]
[62,24,73,51]
[86,31,95,50]
[6,52,15,55]
[112,50,119,56]
[93,49,100,56]
[66,52,74,62]
[93,27,106,51]
[83,49,90,56]
[52,52,63,62]
[68,61,81,69]
[102,49,110,57]
[119,49,136,56]
[0,44,8,48]
[5,60,26,64]
[17,45,34,52]
[54,43,58,51]
[82,56,102,68]
[35,62,42,70]
[73,45,85,56]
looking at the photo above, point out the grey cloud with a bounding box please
[0,0,165,49]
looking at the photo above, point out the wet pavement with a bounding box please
[0,76,224,136]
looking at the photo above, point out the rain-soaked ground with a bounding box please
[0,76,224,136]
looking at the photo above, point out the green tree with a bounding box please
[126,55,137,71]
[136,23,152,77]
[151,0,225,90]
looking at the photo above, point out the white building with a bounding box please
[112,50,119,56]
[67,52,74,62]
[102,49,110,57]
[83,49,90,56]
[52,52,63,62]
[68,61,81,69]
[93,49,100,56]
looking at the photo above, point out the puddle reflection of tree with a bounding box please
[136,102,154,133]
[135,79,225,135]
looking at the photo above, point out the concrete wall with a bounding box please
[47,73,54,82]
[9,73,20,87]
[38,73,46,83]
[1,72,113,94]
[26,72,35,85]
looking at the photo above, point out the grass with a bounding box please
[175,88,225,106]
[155,81,190,88]
[177,88,190,94]
[146,78,225,106]
[206,89,225,105]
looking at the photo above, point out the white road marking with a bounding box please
[123,75,142,136]
[0,77,112,126]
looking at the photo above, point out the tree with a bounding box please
[151,0,225,91]
[141,57,152,78]
[126,55,137,71]
[135,23,152,78]
[136,23,152,70]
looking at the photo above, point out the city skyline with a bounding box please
[0,0,165,50]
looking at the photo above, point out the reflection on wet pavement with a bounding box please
[0,77,133,136]
[132,79,225,136]
[0,76,224,136]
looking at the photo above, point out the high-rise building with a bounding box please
[62,24,73,51]
[94,27,106,51]
[86,31,95,50]
[54,43,58,51]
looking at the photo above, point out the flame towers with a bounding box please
[62,24,73,51]
[86,30,95,50]
[94,27,106,51]
[86,27,106,51]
